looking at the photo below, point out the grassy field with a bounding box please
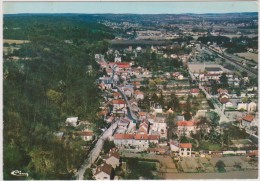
[4,39,30,44]
[236,52,258,62]
[200,141,222,151]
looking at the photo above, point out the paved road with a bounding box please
[198,83,229,123]
[115,86,138,122]
[75,121,118,180]
[188,70,229,123]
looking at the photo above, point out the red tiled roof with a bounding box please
[190,88,200,93]
[113,92,121,97]
[139,112,147,116]
[242,114,255,122]
[179,143,192,148]
[177,121,195,127]
[149,135,160,140]
[134,90,143,95]
[112,99,126,105]
[218,88,228,94]
[115,62,130,68]
[220,97,229,104]
[135,134,149,140]
[78,131,94,136]
[114,133,134,140]
[94,163,113,176]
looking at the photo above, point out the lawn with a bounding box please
[123,158,159,179]
[199,141,222,151]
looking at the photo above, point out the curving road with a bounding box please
[115,85,138,122]
[75,121,118,180]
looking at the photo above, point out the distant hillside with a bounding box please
[3,14,115,41]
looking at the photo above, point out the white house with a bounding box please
[148,135,160,144]
[133,134,149,150]
[224,101,233,109]
[170,140,179,152]
[105,148,120,168]
[114,134,135,148]
[177,121,196,136]
[237,102,248,111]
[112,99,127,115]
[93,163,112,180]
[150,117,167,138]
[179,143,192,157]
[113,92,122,99]
[124,88,133,98]
[65,117,78,127]
[118,118,130,130]
[190,88,200,97]
[248,102,257,112]
[78,131,94,141]
[152,103,163,114]
[134,90,144,100]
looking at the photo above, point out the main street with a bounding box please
[75,121,118,180]
[188,70,229,123]
[115,85,138,122]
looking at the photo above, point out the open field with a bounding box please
[4,39,30,44]
[236,52,258,62]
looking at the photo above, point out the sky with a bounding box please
[3,1,259,14]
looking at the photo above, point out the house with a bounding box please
[78,131,94,141]
[134,134,149,149]
[148,135,160,144]
[150,115,167,138]
[219,92,229,99]
[248,102,257,112]
[219,97,229,104]
[237,102,248,111]
[138,120,150,134]
[217,88,228,95]
[112,99,127,115]
[224,101,233,109]
[118,118,130,130]
[124,88,133,98]
[113,92,122,99]
[65,117,78,127]
[114,134,135,148]
[133,81,141,89]
[152,103,163,113]
[170,140,179,152]
[241,114,255,127]
[114,62,131,71]
[190,88,200,97]
[93,163,113,180]
[138,112,148,120]
[105,148,120,168]
[134,90,144,100]
[177,120,196,136]
[99,77,113,90]
[179,143,192,157]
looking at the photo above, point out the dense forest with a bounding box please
[3,15,114,179]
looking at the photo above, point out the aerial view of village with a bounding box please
[2,1,259,180]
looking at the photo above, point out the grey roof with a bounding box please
[205,67,222,71]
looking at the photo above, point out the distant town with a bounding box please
[3,12,258,180]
